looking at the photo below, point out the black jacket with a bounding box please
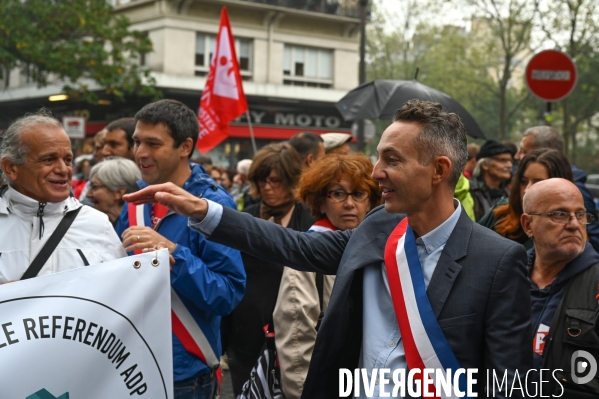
[208,205,532,399]
[530,245,599,398]
[469,176,509,221]
[222,201,314,394]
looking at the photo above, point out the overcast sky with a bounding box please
[376,0,474,33]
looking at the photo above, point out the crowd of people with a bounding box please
[1,98,598,399]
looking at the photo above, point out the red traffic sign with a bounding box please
[525,50,577,102]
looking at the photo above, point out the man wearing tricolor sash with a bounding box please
[125,100,532,399]
[115,100,246,399]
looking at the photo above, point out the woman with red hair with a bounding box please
[273,153,382,399]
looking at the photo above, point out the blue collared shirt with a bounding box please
[358,201,461,399]
[191,199,462,398]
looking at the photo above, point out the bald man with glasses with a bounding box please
[521,178,599,398]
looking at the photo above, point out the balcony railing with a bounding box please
[240,0,363,19]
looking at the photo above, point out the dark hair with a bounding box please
[299,154,382,220]
[493,148,573,240]
[288,132,323,161]
[393,100,467,188]
[106,117,136,149]
[223,168,236,183]
[135,99,198,157]
[248,143,303,199]
[191,154,213,166]
[523,126,565,153]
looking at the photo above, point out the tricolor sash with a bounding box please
[384,218,467,399]
[127,203,221,376]
[307,217,338,233]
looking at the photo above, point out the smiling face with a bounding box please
[85,177,124,223]
[482,153,513,181]
[372,121,435,215]
[320,174,371,230]
[133,121,192,185]
[2,125,73,203]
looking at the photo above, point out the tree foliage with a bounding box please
[367,0,599,170]
[537,0,599,162]
[0,0,158,102]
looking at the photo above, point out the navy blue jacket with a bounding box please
[116,163,246,381]
[529,244,599,369]
[572,165,599,253]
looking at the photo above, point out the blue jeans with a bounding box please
[174,370,218,399]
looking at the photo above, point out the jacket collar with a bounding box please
[0,185,81,217]
[527,244,599,293]
[426,207,472,316]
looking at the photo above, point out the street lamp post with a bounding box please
[356,0,368,153]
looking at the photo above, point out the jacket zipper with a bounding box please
[37,202,46,239]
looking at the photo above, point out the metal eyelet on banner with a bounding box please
[133,260,141,269]
[151,255,160,267]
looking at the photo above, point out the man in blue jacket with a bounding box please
[116,99,245,398]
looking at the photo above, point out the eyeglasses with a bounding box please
[327,190,369,203]
[258,177,282,188]
[527,211,597,225]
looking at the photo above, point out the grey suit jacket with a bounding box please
[208,204,532,398]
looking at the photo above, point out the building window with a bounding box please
[195,33,252,80]
[139,31,149,67]
[283,44,333,88]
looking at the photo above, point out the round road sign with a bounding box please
[525,50,577,102]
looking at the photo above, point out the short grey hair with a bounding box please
[0,110,63,185]
[89,157,141,194]
[472,157,491,178]
[523,126,565,153]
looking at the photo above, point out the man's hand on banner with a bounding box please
[122,226,177,255]
[123,183,209,221]
[142,243,176,270]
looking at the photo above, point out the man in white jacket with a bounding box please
[0,112,126,283]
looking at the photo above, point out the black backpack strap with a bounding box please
[315,273,325,331]
[21,207,82,280]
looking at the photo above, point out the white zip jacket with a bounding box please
[0,185,126,282]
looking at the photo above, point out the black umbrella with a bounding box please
[335,79,486,139]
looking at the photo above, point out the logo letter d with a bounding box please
[571,350,598,385]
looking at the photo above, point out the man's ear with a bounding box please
[305,154,314,168]
[179,137,194,158]
[521,214,533,238]
[1,158,18,181]
[432,156,452,185]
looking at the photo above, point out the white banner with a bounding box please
[0,250,173,399]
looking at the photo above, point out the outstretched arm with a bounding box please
[124,182,209,220]
[124,182,350,275]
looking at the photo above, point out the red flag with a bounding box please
[197,7,248,153]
